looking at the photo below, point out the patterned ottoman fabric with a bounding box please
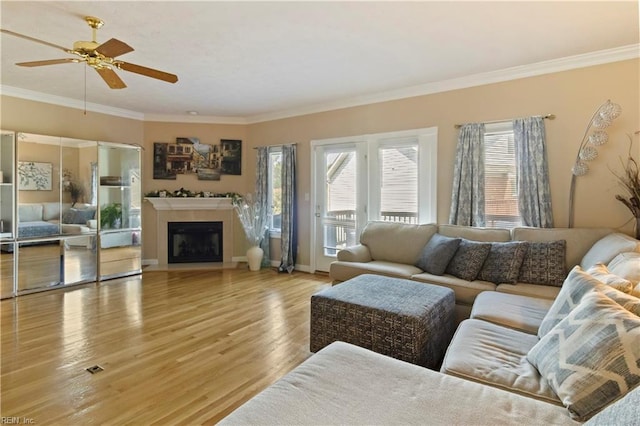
[310,274,455,369]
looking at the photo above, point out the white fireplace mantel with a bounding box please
[145,197,233,211]
[146,197,236,268]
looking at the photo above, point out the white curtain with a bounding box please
[279,144,297,273]
[513,117,554,227]
[449,123,485,226]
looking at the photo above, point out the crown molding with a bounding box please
[143,113,249,125]
[1,85,145,120]
[2,44,638,125]
[245,44,640,124]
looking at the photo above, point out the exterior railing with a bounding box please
[323,210,418,255]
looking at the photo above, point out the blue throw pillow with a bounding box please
[415,233,461,275]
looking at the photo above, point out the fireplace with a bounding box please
[168,221,222,263]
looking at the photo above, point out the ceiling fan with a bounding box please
[1,16,178,89]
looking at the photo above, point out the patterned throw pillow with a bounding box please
[445,239,491,281]
[527,291,640,421]
[538,266,640,338]
[587,263,633,293]
[517,240,567,286]
[415,233,461,275]
[477,241,529,284]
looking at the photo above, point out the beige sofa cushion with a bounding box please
[470,292,553,334]
[512,227,612,270]
[221,341,577,425]
[438,224,511,242]
[441,319,560,405]
[18,203,43,222]
[580,232,640,270]
[411,272,496,305]
[496,283,562,300]
[360,221,437,264]
[330,261,422,282]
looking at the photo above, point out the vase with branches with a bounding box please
[62,169,85,207]
[613,135,640,239]
[233,193,271,271]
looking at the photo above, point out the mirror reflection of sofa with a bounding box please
[16,202,97,248]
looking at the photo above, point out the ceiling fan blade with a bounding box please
[95,67,127,89]
[1,29,70,53]
[95,38,133,58]
[117,61,178,83]
[16,58,79,67]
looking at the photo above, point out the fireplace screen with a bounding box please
[168,221,222,263]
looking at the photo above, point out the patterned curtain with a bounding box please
[255,147,271,268]
[449,123,485,226]
[279,144,297,273]
[513,117,554,227]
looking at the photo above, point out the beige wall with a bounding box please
[247,59,639,267]
[2,58,638,267]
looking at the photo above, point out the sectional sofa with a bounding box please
[330,221,638,321]
[221,223,640,424]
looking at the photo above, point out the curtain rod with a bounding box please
[253,143,298,150]
[454,114,555,129]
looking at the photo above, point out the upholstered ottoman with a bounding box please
[310,274,455,369]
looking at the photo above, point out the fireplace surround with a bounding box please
[146,197,235,268]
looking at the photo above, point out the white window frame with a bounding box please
[268,147,282,238]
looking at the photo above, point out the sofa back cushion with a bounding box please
[360,221,437,264]
[438,224,510,242]
[512,227,612,270]
[42,202,61,221]
[18,203,43,222]
[580,233,640,270]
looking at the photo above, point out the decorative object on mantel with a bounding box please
[568,99,622,228]
[613,134,640,239]
[145,188,239,199]
[233,193,271,271]
[152,138,242,180]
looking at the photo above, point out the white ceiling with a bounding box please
[1,1,638,123]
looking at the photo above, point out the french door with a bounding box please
[312,142,367,272]
[310,127,438,273]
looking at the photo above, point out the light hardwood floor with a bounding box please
[1,267,332,424]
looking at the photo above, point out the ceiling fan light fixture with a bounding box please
[2,15,178,89]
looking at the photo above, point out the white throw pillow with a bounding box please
[581,233,640,270]
[587,263,633,293]
[608,252,640,285]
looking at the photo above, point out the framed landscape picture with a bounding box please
[18,161,52,190]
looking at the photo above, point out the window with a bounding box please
[483,123,522,228]
[268,149,282,234]
[378,141,419,224]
